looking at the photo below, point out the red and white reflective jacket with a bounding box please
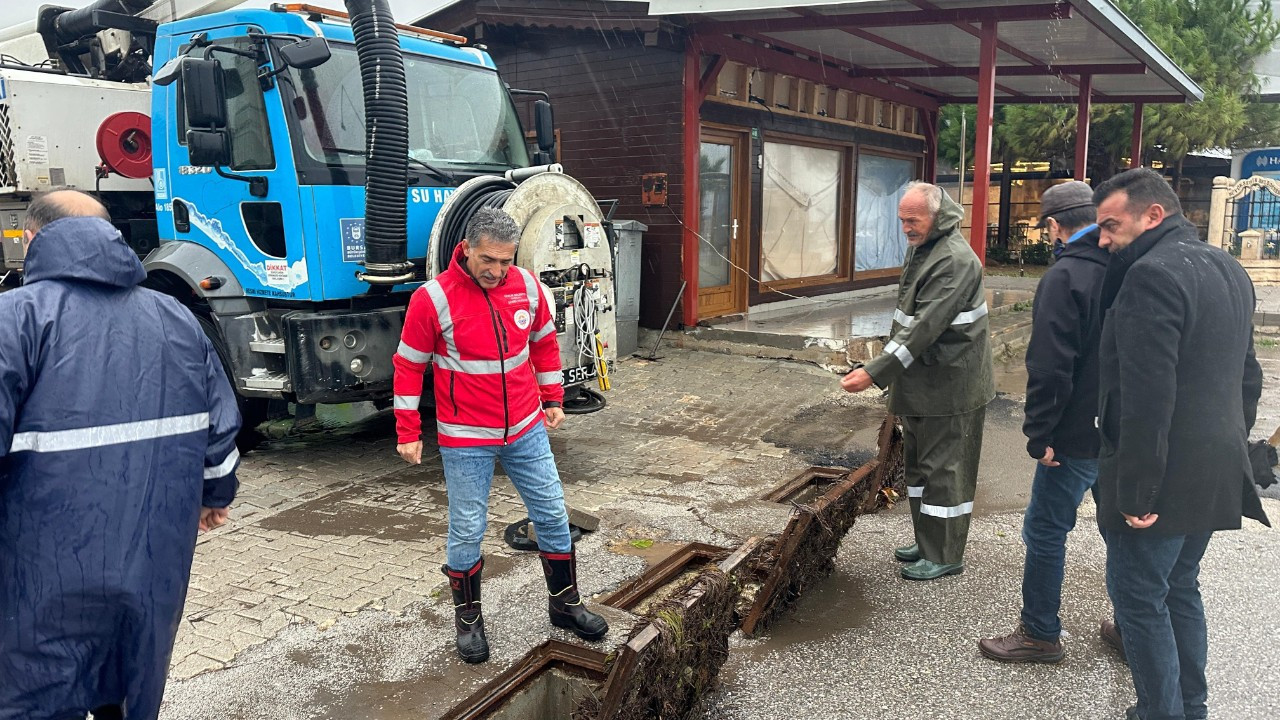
[393,244,563,447]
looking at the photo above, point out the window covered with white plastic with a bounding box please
[855,153,917,272]
[760,141,843,282]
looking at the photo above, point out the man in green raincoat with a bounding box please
[842,182,994,581]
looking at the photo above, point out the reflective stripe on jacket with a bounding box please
[0,217,241,719]
[393,243,563,447]
[864,190,995,416]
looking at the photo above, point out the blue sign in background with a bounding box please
[1242,149,1280,177]
[1237,150,1280,235]
[340,218,365,263]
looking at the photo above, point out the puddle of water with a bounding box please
[763,404,883,468]
[308,651,490,720]
[259,485,447,542]
[741,567,873,660]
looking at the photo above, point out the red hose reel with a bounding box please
[95,111,152,180]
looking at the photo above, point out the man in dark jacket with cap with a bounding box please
[979,181,1112,663]
[842,182,995,581]
[0,191,242,720]
[1092,168,1268,720]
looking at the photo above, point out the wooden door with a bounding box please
[697,127,749,318]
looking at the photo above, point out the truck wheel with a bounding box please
[196,314,270,452]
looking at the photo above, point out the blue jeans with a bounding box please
[439,423,572,569]
[1105,531,1213,720]
[1020,456,1099,641]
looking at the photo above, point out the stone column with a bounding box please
[1207,176,1231,251]
[1239,229,1265,260]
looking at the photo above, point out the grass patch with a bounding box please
[1258,337,1278,349]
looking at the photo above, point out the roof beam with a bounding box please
[902,0,1114,99]
[691,4,1070,35]
[737,31,956,101]
[944,94,1190,105]
[786,7,1025,98]
[869,63,1148,78]
[692,33,939,110]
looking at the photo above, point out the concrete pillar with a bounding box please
[1206,176,1231,251]
[1239,229,1265,260]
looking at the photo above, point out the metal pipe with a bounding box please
[647,280,687,360]
[504,163,562,183]
[53,0,156,43]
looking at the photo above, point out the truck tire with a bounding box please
[196,314,270,452]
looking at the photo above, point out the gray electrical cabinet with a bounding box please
[610,219,647,357]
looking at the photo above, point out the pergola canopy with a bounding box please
[644,0,1203,106]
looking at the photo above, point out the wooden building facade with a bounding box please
[420,1,1202,329]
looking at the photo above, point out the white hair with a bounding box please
[905,181,944,219]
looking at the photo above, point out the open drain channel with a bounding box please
[438,414,905,719]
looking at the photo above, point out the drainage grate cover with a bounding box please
[586,539,762,720]
[440,640,610,720]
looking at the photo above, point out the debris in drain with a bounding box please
[438,415,903,720]
[740,415,905,637]
[600,542,730,612]
[581,539,761,720]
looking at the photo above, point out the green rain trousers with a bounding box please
[902,407,986,565]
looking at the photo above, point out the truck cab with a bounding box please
[147,6,533,414]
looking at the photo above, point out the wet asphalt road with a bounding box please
[703,345,1280,720]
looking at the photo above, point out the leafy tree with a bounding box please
[937,0,1280,178]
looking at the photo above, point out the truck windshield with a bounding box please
[284,44,530,174]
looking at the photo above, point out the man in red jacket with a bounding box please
[392,207,608,663]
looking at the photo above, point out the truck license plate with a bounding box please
[562,364,597,385]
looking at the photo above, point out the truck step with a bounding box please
[243,371,289,391]
[249,338,287,354]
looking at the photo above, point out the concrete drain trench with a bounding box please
[439,415,905,719]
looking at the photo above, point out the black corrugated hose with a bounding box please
[344,0,413,285]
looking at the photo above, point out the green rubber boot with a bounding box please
[901,558,964,581]
[894,543,920,562]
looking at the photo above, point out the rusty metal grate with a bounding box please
[599,542,729,612]
[759,466,849,504]
[439,640,610,720]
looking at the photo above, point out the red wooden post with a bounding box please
[924,110,939,182]
[681,41,701,328]
[969,20,998,265]
[1130,102,1144,169]
[1074,74,1092,180]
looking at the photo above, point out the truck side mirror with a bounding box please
[279,37,330,70]
[534,99,555,153]
[187,129,230,167]
[181,57,227,128]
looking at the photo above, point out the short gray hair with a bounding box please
[905,182,944,219]
[465,207,520,247]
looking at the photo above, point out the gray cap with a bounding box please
[1036,181,1094,227]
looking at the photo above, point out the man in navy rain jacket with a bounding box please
[0,191,241,720]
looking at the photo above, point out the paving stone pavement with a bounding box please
[167,349,851,683]
[162,340,1280,719]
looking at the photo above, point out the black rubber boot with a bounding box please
[443,558,489,663]
[540,548,609,641]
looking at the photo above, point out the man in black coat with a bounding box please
[979,181,1110,664]
[1093,168,1269,720]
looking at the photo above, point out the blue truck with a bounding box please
[0,0,619,445]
